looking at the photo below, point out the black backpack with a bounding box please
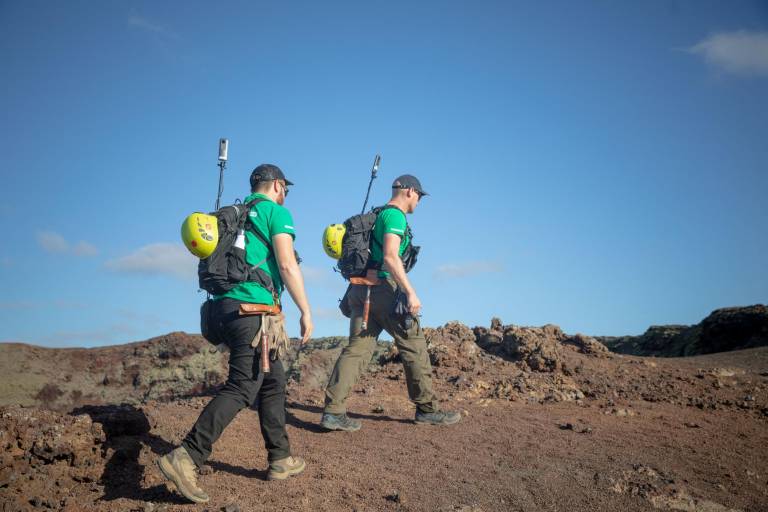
[336,205,420,279]
[198,198,276,296]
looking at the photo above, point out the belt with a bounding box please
[350,269,383,286]
[239,303,282,316]
[349,276,382,286]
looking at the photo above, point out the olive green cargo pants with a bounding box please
[324,280,438,414]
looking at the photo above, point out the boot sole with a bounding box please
[320,421,362,432]
[157,457,210,504]
[267,459,307,481]
[414,416,461,426]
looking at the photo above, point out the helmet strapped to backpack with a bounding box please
[322,224,346,260]
[197,198,277,297]
[181,213,219,259]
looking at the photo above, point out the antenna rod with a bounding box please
[361,154,381,214]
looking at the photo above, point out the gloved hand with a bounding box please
[392,289,416,332]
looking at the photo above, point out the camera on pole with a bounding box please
[215,138,228,210]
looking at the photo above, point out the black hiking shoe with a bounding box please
[321,412,362,432]
[414,410,462,426]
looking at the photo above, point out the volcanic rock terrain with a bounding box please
[1,306,767,511]
[598,305,768,357]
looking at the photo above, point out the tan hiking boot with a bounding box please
[157,446,210,503]
[267,456,306,481]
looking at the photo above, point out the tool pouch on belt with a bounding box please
[250,313,290,361]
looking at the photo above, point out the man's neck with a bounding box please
[254,191,280,203]
[387,197,409,213]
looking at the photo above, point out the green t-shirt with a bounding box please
[370,206,410,278]
[218,193,296,305]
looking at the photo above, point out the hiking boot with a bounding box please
[320,412,362,432]
[414,410,462,426]
[267,456,306,480]
[157,446,210,504]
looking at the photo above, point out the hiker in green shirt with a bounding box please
[321,174,461,431]
[158,164,313,504]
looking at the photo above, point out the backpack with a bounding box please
[337,205,420,279]
[198,198,276,296]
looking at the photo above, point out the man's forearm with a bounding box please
[384,255,414,294]
[279,264,311,315]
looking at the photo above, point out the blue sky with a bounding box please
[1,1,767,347]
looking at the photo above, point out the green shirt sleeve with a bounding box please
[266,204,296,239]
[379,208,407,239]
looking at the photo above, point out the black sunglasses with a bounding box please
[394,185,424,199]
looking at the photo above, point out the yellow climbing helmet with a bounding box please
[181,212,219,259]
[322,223,346,259]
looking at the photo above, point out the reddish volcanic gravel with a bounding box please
[1,320,767,511]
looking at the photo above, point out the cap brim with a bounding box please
[284,178,294,186]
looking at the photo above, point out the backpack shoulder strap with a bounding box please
[243,198,272,252]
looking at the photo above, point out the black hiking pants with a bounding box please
[182,298,291,468]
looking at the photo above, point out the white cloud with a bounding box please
[37,231,98,257]
[37,231,69,253]
[128,13,178,39]
[105,243,197,280]
[72,241,98,256]
[434,261,503,279]
[689,30,768,76]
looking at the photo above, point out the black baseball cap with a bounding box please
[250,164,294,189]
[392,174,428,196]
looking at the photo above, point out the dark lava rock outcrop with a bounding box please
[0,406,107,510]
[0,403,167,511]
[500,324,566,372]
[473,322,610,373]
[598,305,768,357]
[425,322,480,369]
[420,320,606,404]
[0,332,227,412]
